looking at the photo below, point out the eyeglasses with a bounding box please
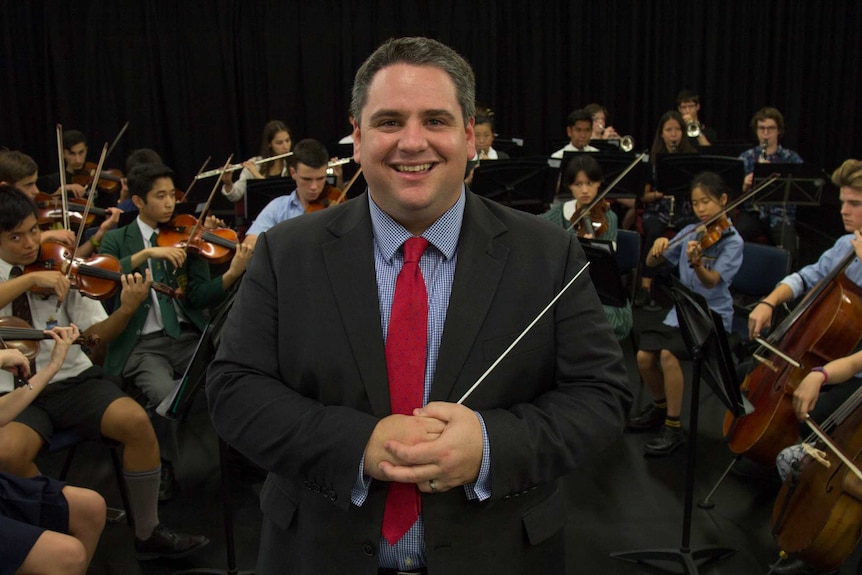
[757,125,778,132]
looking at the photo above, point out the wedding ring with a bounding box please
[429,479,438,493]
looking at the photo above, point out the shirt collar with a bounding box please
[368,188,465,262]
[0,256,14,281]
[136,216,157,243]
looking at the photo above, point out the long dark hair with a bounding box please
[258,120,293,159]
[650,111,696,160]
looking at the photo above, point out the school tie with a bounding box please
[149,232,181,338]
[381,237,430,546]
[9,266,37,375]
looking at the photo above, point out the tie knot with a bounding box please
[9,266,23,279]
[402,237,429,264]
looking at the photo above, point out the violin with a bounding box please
[0,315,99,359]
[71,161,124,195]
[688,215,732,268]
[571,199,610,238]
[24,241,178,300]
[157,214,238,265]
[33,192,107,229]
[305,184,347,213]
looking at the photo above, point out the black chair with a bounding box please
[730,242,792,337]
[615,229,641,303]
[40,430,133,525]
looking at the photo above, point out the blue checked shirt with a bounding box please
[350,190,492,571]
[738,145,803,228]
[246,189,305,237]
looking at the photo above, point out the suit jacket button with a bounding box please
[303,480,311,489]
[312,484,321,494]
[361,542,376,557]
[328,489,337,502]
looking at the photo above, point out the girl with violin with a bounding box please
[0,335,109,575]
[0,185,209,560]
[541,154,633,339]
[220,120,295,204]
[244,138,342,247]
[629,171,742,456]
[635,110,699,308]
[0,149,122,258]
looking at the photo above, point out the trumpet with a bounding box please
[619,135,635,152]
[686,121,701,138]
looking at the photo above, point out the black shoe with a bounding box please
[769,557,835,575]
[135,524,209,560]
[159,461,176,502]
[633,287,650,308]
[627,404,667,431]
[644,426,684,456]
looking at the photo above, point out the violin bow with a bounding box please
[334,166,363,205]
[183,154,233,256]
[661,173,781,253]
[566,153,647,234]
[104,121,129,161]
[803,415,862,481]
[55,125,71,231]
[178,156,212,203]
[457,261,590,405]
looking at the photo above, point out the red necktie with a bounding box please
[381,237,429,545]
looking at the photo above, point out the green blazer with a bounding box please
[100,221,228,376]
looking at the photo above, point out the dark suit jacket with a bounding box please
[100,221,228,376]
[207,191,631,574]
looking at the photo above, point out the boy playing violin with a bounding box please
[99,163,251,499]
[0,184,210,560]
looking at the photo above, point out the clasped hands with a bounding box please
[363,401,483,495]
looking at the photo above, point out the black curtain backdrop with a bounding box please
[1,1,859,228]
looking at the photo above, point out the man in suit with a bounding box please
[207,37,631,574]
[100,163,251,498]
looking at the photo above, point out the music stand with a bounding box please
[244,176,295,222]
[752,163,825,251]
[578,238,627,308]
[157,286,254,575]
[656,154,746,205]
[611,277,740,574]
[469,158,554,214]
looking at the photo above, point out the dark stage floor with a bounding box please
[38,224,861,574]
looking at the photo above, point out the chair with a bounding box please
[728,241,792,352]
[41,430,133,525]
[615,229,641,303]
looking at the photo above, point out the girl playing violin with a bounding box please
[541,154,633,339]
[629,171,743,456]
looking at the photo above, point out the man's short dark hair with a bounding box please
[127,164,175,200]
[676,89,700,106]
[0,150,38,183]
[0,184,38,232]
[125,149,163,173]
[291,139,329,170]
[566,109,593,128]
[62,130,87,150]
[351,37,476,125]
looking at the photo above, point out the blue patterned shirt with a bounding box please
[350,190,492,571]
[246,189,305,237]
[738,145,803,228]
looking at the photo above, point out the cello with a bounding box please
[723,246,862,465]
[771,394,862,573]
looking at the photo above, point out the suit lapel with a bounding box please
[432,194,508,403]
[322,197,391,417]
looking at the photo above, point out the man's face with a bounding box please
[353,63,474,235]
[756,119,780,147]
[567,120,592,149]
[678,101,700,121]
[63,143,87,172]
[839,186,862,232]
[290,162,328,207]
[133,177,177,227]
[13,173,40,200]
[0,214,41,266]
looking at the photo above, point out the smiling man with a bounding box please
[208,37,631,575]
